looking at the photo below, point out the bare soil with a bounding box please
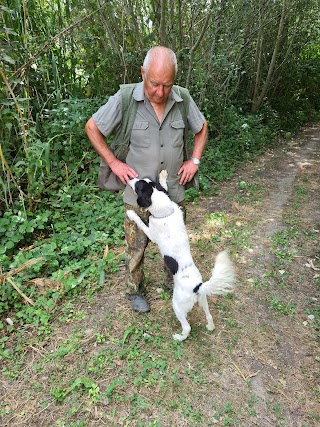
[1,126,319,427]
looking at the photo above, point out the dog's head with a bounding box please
[129,178,168,209]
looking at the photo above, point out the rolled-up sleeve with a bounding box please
[92,91,122,137]
[187,97,205,135]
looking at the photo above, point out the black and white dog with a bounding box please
[126,170,235,341]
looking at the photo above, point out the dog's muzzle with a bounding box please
[128,177,139,191]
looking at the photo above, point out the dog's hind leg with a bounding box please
[172,301,191,341]
[198,295,215,331]
[172,317,191,341]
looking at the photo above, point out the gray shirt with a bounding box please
[92,82,205,205]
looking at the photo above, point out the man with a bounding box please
[85,46,208,313]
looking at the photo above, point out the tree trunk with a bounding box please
[251,26,263,109]
[186,0,215,87]
[97,0,121,59]
[251,0,287,113]
[159,0,167,45]
[124,0,143,54]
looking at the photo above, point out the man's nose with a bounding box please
[156,85,164,97]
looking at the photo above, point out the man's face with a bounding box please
[141,63,175,106]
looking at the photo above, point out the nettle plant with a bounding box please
[0,185,124,324]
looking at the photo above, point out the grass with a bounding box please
[1,136,319,426]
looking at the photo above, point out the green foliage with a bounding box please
[0,210,49,254]
[269,296,296,316]
[201,106,277,182]
[0,187,124,322]
[52,377,100,404]
[2,97,103,207]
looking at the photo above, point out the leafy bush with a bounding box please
[0,185,124,320]
[201,106,276,182]
[1,97,104,209]
[0,210,50,255]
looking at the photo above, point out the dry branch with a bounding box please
[0,257,45,283]
[6,276,34,306]
[0,257,45,304]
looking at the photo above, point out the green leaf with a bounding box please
[6,241,15,250]
[122,326,136,344]
[1,53,15,64]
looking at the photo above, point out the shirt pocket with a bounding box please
[130,121,150,148]
[170,120,185,147]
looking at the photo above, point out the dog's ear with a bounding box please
[154,182,168,194]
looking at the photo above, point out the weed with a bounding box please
[179,395,204,423]
[87,348,116,375]
[269,295,296,315]
[51,377,100,404]
[267,401,286,426]
[212,401,238,426]
[0,188,124,328]
[274,248,295,262]
[250,278,269,288]
[206,211,227,226]
[272,228,299,246]
[304,301,320,338]
[237,181,264,203]
[56,419,87,427]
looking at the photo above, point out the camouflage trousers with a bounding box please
[124,202,186,295]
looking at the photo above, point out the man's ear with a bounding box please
[141,66,145,81]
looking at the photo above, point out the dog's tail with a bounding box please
[197,250,235,296]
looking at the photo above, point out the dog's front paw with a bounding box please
[126,210,137,221]
[159,170,168,181]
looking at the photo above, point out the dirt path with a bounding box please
[1,126,319,426]
[194,125,320,426]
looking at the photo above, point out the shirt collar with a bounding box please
[133,82,183,103]
[133,82,145,101]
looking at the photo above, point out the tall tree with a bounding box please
[250,0,289,112]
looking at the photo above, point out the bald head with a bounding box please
[143,46,178,77]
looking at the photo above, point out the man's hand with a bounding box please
[178,160,198,186]
[109,158,138,184]
[85,118,138,185]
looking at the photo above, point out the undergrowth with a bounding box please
[0,184,124,330]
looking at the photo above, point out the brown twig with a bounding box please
[6,276,34,306]
[0,257,45,283]
[231,361,247,382]
[308,259,320,271]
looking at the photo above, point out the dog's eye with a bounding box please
[135,181,145,192]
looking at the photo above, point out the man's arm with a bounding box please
[178,119,208,186]
[85,118,138,184]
